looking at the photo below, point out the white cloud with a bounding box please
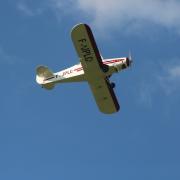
[158,62,180,94]
[17,1,45,17]
[49,0,180,34]
[77,0,180,31]
[48,0,77,20]
[137,59,180,106]
[17,0,180,34]
[168,66,180,78]
[17,2,35,16]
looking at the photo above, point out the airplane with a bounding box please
[36,23,132,114]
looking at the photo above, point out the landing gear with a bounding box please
[106,78,115,88]
[102,65,109,73]
[114,66,119,72]
[111,82,116,88]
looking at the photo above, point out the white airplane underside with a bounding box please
[36,23,132,114]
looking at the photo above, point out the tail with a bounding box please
[36,66,55,90]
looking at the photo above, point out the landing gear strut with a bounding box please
[106,78,115,88]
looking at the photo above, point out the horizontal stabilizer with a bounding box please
[36,66,55,90]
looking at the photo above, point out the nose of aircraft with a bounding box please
[127,51,133,67]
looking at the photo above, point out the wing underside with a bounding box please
[71,23,120,114]
[88,78,120,114]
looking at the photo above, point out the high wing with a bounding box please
[71,23,120,114]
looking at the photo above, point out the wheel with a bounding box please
[102,65,109,73]
[111,82,115,88]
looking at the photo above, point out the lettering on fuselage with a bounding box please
[62,70,73,76]
[78,38,93,62]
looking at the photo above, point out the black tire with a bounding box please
[111,82,115,88]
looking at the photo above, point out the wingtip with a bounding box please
[71,23,90,33]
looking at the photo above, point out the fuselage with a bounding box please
[41,57,130,86]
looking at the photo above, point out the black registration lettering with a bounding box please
[78,38,93,62]
[78,38,86,43]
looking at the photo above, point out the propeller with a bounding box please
[128,50,133,66]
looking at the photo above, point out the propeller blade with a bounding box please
[128,50,133,66]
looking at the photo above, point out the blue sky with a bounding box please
[0,0,180,179]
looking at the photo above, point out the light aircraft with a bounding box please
[36,23,132,114]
